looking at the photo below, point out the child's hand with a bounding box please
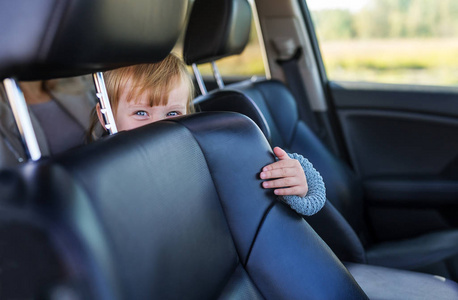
[260,147,308,197]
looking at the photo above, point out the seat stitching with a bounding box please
[243,201,276,267]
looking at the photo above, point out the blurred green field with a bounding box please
[198,44,266,77]
[196,38,458,87]
[196,1,458,86]
[319,38,458,86]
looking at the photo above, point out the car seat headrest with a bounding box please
[0,0,188,80]
[183,0,251,65]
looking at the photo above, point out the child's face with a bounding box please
[115,80,189,131]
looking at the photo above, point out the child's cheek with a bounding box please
[115,114,130,131]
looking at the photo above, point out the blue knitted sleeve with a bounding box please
[280,153,326,216]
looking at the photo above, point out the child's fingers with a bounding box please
[273,146,289,160]
[261,149,308,197]
[262,159,297,172]
[262,177,302,189]
[260,167,297,180]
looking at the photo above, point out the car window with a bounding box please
[306,0,458,86]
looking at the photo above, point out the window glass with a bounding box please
[307,0,458,86]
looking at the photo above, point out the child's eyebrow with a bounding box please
[128,102,150,107]
[166,104,186,110]
[128,97,151,106]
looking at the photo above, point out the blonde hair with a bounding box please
[87,53,194,141]
[104,52,194,115]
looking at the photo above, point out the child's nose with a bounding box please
[150,113,165,124]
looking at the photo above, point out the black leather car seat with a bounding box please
[183,0,458,282]
[54,112,370,299]
[1,112,373,299]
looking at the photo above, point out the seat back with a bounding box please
[183,0,371,258]
[52,113,263,299]
[3,113,368,299]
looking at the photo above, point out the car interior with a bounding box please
[0,0,458,299]
[184,0,458,282]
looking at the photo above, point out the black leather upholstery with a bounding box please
[57,118,242,299]
[0,0,188,80]
[194,89,272,143]
[306,202,367,264]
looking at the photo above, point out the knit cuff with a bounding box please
[280,153,326,216]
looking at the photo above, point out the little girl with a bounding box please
[94,52,326,216]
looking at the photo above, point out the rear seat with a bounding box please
[183,0,458,283]
[0,76,97,168]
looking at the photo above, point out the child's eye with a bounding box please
[134,111,148,117]
[166,111,181,117]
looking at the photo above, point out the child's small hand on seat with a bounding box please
[260,146,308,197]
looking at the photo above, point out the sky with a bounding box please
[306,0,370,12]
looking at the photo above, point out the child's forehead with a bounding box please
[124,88,152,106]
[120,76,187,106]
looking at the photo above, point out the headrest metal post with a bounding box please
[93,72,118,135]
[211,61,225,89]
[3,78,42,161]
[192,63,207,95]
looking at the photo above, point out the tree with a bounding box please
[310,0,458,40]
[312,9,355,41]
